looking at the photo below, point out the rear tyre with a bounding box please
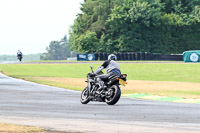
[80,87,90,104]
[105,85,121,105]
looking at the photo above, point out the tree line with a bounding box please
[68,0,200,54]
[0,53,41,61]
[40,35,71,60]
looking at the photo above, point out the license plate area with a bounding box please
[119,79,126,86]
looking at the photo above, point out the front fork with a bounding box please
[87,79,95,94]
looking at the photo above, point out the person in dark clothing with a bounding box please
[94,54,121,89]
[17,50,23,62]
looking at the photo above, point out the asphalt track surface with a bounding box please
[0,73,200,133]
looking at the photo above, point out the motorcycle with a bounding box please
[17,55,22,62]
[80,66,127,105]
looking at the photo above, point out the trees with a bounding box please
[40,35,70,60]
[76,31,99,53]
[68,0,113,53]
[68,0,200,54]
[129,0,163,27]
[101,1,133,53]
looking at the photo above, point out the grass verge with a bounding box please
[26,60,181,63]
[0,63,200,98]
[26,77,200,99]
[0,63,200,82]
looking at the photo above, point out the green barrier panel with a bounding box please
[125,93,150,98]
[155,97,183,102]
[77,54,95,61]
[183,50,200,62]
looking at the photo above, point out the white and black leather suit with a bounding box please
[17,51,22,57]
[94,60,121,88]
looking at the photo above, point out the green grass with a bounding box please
[26,60,78,62]
[28,77,82,91]
[160,91,200,96]
[0,64,91,78]
[0,63,200,83]
[1,63,200,98]
[121,63,200,83]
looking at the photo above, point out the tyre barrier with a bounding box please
[94,52,183,61]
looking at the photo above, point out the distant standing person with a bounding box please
[17,50,23,62]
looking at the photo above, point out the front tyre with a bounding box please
[80,87,90,104]
[105,85,121,105]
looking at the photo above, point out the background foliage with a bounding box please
[68,0,200,54]
[41,35,71,60]
[0,53,41,62]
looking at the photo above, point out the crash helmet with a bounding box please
[108,54,117,60]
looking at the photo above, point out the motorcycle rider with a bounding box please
[93,54,121,90]
[17,50,23,61]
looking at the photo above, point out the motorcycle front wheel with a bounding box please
[105,85,121,105]
[80,87,90,104]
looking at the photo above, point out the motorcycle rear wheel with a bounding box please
[80,87,90,104]
[105,85,121,105]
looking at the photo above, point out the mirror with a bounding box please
[90,65,94,72]
[90,65,93,69]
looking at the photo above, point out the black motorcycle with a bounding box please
[17,55,22,62]
[80,66,127,105]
